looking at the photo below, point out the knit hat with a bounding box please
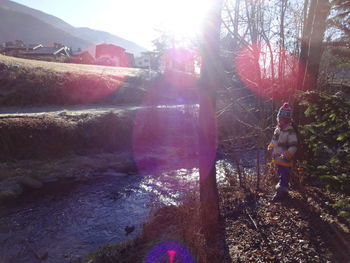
[277,103,292,119]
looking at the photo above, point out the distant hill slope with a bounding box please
[0,6,90,50]
[0,0,148,55]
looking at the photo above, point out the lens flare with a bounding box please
[168,250,176,263]
[132,72,199,177]
[66,44,126,104]
[163,48,197,74]
[235,43,315,101]
[145,241,195,263]
[158,0,212,38]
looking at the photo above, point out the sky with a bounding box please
[11,0,211,50]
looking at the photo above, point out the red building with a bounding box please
[70,50,95,64]
[95,43,129,67]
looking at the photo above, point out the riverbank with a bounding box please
[85,194,206,263]
[0,152,137,201]
[0,111,135,161]
[0,109,133,200]
[0,102,199,201]
[83,169,350,263]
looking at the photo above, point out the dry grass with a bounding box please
[85,192,208,263]
[0,111,135,161]
[0,54,153,106]
[0,54,142,77]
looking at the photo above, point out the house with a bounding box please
[162,48,196,73]
[70,50,95,64]
[125,52,135,67]
[22,46,70,60]
[95,43,130,67]
[1,40,42,56]
[47,42,66,49]
[135,52,152,69]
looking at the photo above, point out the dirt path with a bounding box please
[220,185,350,262]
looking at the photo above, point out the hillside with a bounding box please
[0,53,142,76]
[0,54,152,107]
[0,0,148,55]
[0,6,90,50]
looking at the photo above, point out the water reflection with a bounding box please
[0,158,233,263]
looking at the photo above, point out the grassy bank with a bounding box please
[0,111,138,200]
[0,54,154,106]
[0,111,135,161]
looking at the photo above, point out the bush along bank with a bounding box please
[298,91,350,223]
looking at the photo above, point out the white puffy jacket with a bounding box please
[268,124,298,167]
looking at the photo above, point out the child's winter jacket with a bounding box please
[268,124,298,167]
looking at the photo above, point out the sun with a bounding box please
[157,0,212,39]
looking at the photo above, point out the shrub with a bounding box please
[298,91,350,221]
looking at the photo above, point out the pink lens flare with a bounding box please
[64,74,125,104]
[235,43,315,101]
[168,250,176,263]
[67,44,132,104]
[145,241,195,263]
[132,71,200,177]
[163,47,198,74]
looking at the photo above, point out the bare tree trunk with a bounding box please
[235,158,243,188]
[233,0,240,47]
[298,0,331,91]
[199,0,224,262]
[256,149,260,190]
[279,0,287,86]
[305,0,331,85]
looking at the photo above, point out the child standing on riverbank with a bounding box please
[268,103,298,202]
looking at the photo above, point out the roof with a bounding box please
[96,43,125,51]
[3,46,28,51]
[2,43,42,51]
[27,44,43,49]
[23,46,69,56]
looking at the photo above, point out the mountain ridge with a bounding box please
[0,0,148,55]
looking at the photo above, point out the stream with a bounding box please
[0,154,232,263]
[0,104,261,263]
[0,104,203,263]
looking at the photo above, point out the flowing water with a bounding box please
[0,104,262,263]
[0,155,231,263]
